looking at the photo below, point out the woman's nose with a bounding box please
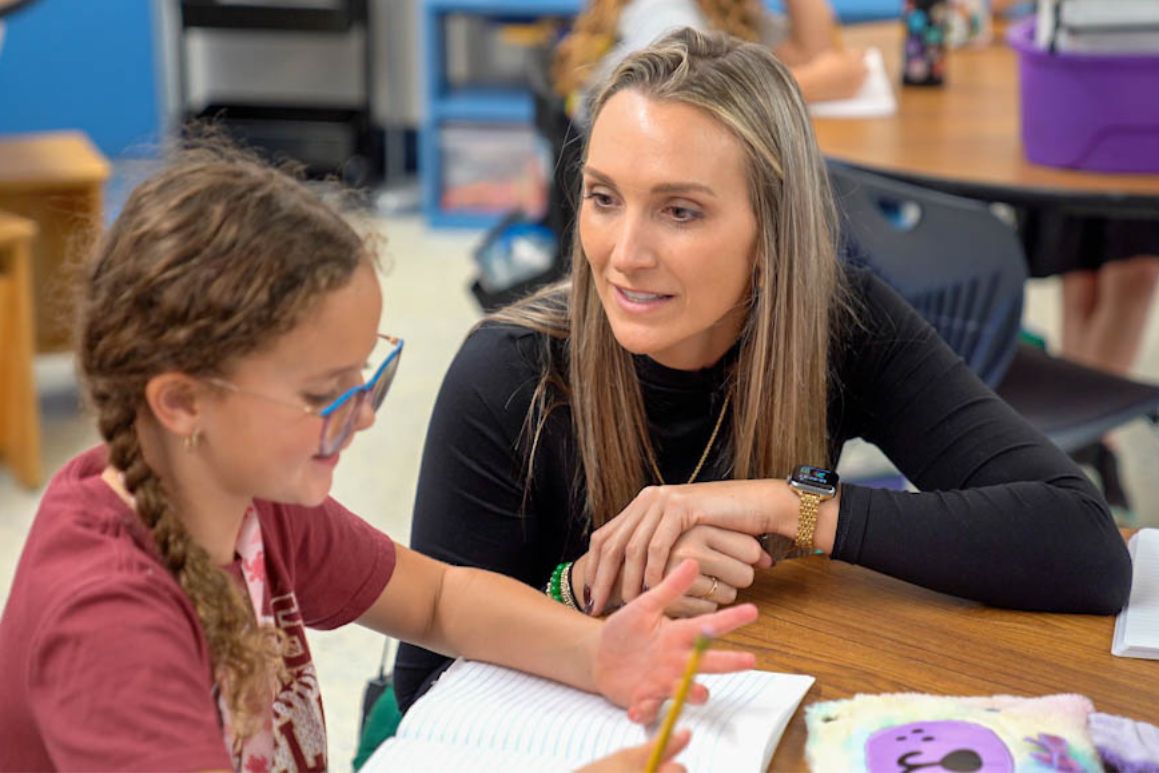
[608,215,658,273]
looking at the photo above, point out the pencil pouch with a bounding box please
[804,692,1101,771]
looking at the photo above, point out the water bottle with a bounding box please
[902,0,948,86]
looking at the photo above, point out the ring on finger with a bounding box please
[698,575,720,600]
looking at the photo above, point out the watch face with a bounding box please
[791,465,839,493]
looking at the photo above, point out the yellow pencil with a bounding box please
[644,631,712,773]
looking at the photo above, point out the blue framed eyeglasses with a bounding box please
[207,334,404,457]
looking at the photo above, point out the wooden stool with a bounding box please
[0,131,110,352]
[0,211,42,488]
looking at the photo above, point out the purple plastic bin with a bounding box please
[1008,19,1159,174]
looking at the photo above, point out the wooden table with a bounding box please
[0,131,110,351]
[722,553,1157,771]
[813,22,1159,217]
[0,211,41,488]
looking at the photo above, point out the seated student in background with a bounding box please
[396,27,1132,712]
[552,0,868,109]
[992,0,1159,510]
[0,145,760,772]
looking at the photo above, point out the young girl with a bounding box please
[396,27,1132,712]
[0,144,758,772]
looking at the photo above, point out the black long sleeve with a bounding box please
[395,267,1131,712]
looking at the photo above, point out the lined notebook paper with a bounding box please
[809,48,897,119]
[363,660,814,772]
[1112,528,1159,660]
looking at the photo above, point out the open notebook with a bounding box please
[1112,528,1159,660]
[363,660,814,772]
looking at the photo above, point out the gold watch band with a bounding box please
[794,491,820,551]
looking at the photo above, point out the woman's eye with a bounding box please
[667,205,701,223]
[583,189,615,208]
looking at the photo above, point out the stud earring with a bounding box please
[183,429,202,451]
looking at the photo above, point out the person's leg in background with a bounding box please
[1021,209,1159,519]
[1061,256,1159,376]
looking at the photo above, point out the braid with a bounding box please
[78,140,359,742]
[696,0,763,42]
[552,0,626,96]
[96,389,285,739]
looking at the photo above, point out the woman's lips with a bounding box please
[614,285,674,312]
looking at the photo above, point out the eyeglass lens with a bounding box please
[319,345,402,456]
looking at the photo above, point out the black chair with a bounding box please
[828,161,1159,456]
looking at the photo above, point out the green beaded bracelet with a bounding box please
[545,561,579,610]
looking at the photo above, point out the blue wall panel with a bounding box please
[0,0,160,158]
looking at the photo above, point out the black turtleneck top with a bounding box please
[394,266,1132,712]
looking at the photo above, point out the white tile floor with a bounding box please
[3,208,1159,769]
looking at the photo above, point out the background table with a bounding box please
[0,131,109,351]
[722,553,1157,770]
[813,22,1159,217]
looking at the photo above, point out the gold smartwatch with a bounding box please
[785,464,839,556]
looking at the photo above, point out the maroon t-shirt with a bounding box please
[0,446,396,771]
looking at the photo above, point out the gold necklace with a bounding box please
[648,395,731,486]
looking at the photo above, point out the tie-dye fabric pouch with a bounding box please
[805,692,1101,772]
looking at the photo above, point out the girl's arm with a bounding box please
[357,548,757,718]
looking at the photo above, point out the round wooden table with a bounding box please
[813,22,1159,217]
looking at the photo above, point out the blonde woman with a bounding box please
[397,28,1130,711]
[552,0,868,106]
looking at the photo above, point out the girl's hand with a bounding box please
[577,729,691,773]
[586,480,788,615]
[591,559,759,723]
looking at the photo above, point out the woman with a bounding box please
[396,27,1131,712]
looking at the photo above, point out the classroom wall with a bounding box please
[0,0,162,158]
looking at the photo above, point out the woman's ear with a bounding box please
[143,373,206,437]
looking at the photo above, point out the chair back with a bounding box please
[829,162,1028,388]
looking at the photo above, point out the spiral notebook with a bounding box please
[1112,528,1159,660]
[362,660,814,772]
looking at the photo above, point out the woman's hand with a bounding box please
[585,480,788,615]
[591,559,759,723]
[575,525,771,617]
[577,728,692,773]
[663,526,771,617]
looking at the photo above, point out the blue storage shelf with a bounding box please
[421,0,582,229]
[431,90,534,123]
[427,0,583,13]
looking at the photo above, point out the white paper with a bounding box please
[809,48,897,119]
[363,660,814,772]
[1112,528,1159,660]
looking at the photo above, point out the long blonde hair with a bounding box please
[494,27,846,528]
[551,0,765,96]
[78,142,371,738]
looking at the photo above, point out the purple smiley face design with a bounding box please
[865,721,1014,773]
